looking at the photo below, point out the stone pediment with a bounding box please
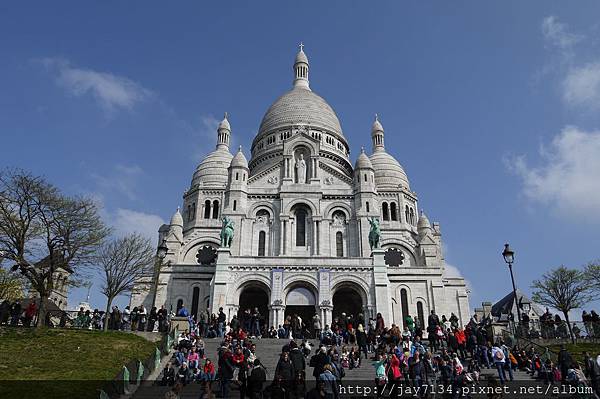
[320,162,353,186]
[248,163,282,185]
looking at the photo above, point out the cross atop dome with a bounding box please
[299,42,304,52]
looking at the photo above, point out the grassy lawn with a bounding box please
[0,327,158,398]
[548,342,600,362]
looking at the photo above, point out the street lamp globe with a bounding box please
[157,239,168,260]
[502,243,514,264]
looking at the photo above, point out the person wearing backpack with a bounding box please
[501,342,514,382]
[491,342,506,384]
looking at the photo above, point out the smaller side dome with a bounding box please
[354,147,373,170]
[170,207,183,227]
[230,146,249,169]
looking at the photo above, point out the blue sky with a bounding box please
[1,2,600,315]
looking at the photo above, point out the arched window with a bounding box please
[258,231,266,256]
[191,287,200,320]
[236,172,239,180]
[364,173,368,182]
[212,200,219,219]
[417,301,425,329]
[405,205,410,224]
[366,202,370,212]
[233,200,237,211]
[409,208,415,225]
[382,202,389,221]
[295,209,306,246]
[204,200,211,219]
[391,202,398,221]
[335,231,344,257]
[176,299,184,314]
[400,288,409,328]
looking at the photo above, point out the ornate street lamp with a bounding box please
[151,239,168,310]
[502,243,522,335]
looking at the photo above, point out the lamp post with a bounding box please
[151,239,168,310]
[502,243,522,335]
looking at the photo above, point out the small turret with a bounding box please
[216,112,231,150]
[169,207,183,241]
[226,146,249,212]
[371,114,385,152]
[354,147,376,193]
[417,211,432,238]
[293,43,310,90]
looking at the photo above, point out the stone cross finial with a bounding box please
[224,112,228,120]
[361,146,365,153]
[375,113,379,121]
[299,42,304,52]
[238,145,242,152]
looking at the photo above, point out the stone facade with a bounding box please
[130,46,471,329]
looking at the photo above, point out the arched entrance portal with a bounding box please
[284,286,316,336]
[332,286,364,322]
[237,286,269,334]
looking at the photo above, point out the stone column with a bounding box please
[316,221,321,255]
[279,218,286,255]
[312,220,318,255]
[287,220,293,255]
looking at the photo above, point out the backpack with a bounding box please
[494,350,504,361]
[552,368,561,382]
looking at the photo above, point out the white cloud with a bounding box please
[109,208,164,242]
[444,262,473,293]
[563,62,600,111]
[91,164,143,201]
[40,57,154,112]
[541,16,583,54]
[509,126,600,221]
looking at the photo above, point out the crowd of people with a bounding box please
[0,299,38,327]
[3,297,600,398]
[69,304,171,332]
[157,307,600,399]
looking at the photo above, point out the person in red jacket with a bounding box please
[24,301,37,327]
[455,327,467,360]
[201,358,216,396]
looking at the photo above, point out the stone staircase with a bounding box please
[132,338,557,398]
[132,338,379,398]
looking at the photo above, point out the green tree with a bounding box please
[585,261,600,294]
[0,267,24,301]
[94,233,155,331]
[531,266,596,343]
[0,169,109,327]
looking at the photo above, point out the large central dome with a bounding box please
[258,86,343,138]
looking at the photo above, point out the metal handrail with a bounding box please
[500,328,558,362]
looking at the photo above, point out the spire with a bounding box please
[216,112,231,150]
[293,42,310,90]
[371,113,385,152]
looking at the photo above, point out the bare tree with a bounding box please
[531,266,596,343]
[0,169,109,327]
[95,233,155,331]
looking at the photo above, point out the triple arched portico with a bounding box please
[228,270,371,331]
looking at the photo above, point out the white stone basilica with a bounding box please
[130,45,470,329]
